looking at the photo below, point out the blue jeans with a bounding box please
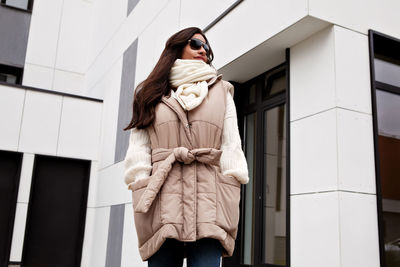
[148,238,222,267]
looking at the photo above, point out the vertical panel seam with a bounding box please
[17,90,27,151]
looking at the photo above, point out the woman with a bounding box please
[123,27,249,267]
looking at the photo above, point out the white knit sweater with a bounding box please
[123,92,249,185]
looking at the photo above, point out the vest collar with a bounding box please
[161,95,194,148]
[161,75,222,148]
[207,74,222,87]
[161,95,188,125]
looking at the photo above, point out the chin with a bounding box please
[194,58,207,63]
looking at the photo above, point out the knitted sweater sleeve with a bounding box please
[220,91,250,184]
[123,127,152,186]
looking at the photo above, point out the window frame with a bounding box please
[0,0,34,12]
[368,29,400,267]
[0,64,23,85]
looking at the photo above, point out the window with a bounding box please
[369,30,400,267]
[0,64,23,85]
[223,56,290,267]
[1,0,33,11]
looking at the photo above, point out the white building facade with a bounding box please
[0,0,399,267]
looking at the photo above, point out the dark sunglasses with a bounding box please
[188,38,210,54]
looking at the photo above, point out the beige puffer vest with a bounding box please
[129,76,241,261]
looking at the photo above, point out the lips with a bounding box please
[194,56,207,62]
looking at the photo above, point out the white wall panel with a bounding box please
[336,109,376,194]
[22,63,54,90]
[95,162,131,207]
[57,96,102,160]
[180,0,236,30]
[85,0,169,93]
[89,0,128,66]
[338,192,380,267]
[218,16,331,83]
[121,203,147,267]
[9,203,28,262]
[289,22,379,267]
[206,0,308,70]
[290,24,376,195]
[52,69,86,95]
[291,25,373,120]
[0,85,25,151]
[18,91,62,155]
[17,153,34,203]
[98,58,123,168]
[309,0,400,40]
[135,0,180,86]
[25,0,64,67]
[55,0,93,73]
[334,26,372,114]
[81,207,110,267]
[291,192,341,267]
[291,109,338,194]
[87,160,99,208]
[291,191,380,267]
[290,26,335,121]
[291,107,376,195]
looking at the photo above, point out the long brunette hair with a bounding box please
[124,27,214,130]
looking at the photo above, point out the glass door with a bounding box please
[224,62,289,267]
[262,104,287,265]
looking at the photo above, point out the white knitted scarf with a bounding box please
[169,59,217,111]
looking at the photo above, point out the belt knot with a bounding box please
[173,147,195,164]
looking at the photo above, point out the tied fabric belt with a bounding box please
[132,147,222,213]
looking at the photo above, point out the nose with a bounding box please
[198,46,206,55]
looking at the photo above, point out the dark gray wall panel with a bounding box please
[127,0,140,16]
[105,204,125,267]
[115,39,138,163]
[0,6,31,67]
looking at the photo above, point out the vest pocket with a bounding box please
[130,177,150,210]
[160,193,183,224]
[215,172,241,238]
[197,192,217,223]
[159,164,184,224]
[130,177,161,246]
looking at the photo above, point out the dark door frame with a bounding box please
[223,48,291,267]
[0,150,23,267]
[20,154,91,267]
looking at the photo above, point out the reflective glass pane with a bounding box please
[262,104,286,265]
[5,0,29,9]
[263,69,286,100]
[375,58,400,87]
[0,73,17,84]
[376,89,400,267]
[241,112,256,265]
